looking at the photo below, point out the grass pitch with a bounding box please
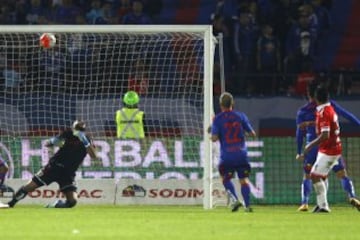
[1,205,359,240]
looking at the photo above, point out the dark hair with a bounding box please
[307,80,318,98]
[219,92,233,109]
[315,84,329,103]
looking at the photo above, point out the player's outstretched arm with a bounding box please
[86,145,98,160]
[45,135,62,147]
[331,100,360,126]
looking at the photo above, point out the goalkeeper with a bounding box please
[115,91,145,140]
[7,120,97,208]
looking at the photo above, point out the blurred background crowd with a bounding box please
[0,0,359,97]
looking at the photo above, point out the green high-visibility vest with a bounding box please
[115,108,145,139]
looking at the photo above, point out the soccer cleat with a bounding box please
[244,207,253,213]
[231,201,242,212]
[0,202,9,209]
[311,205,320,213]
[312,205,330,213]
[45,199,62,208]
[349,198,360,211]
[7,199,16,208]
[313,208,330,213]
[297,204,309,212]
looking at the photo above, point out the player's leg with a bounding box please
[8,164,54,207]
[46,176,77,208]
[298,149,317,211]
[298,169,312,211]
[310,153,339,213]
[236,162,252,212]
[332,158,360,211]
[0,159,9,186]
[218,163,239,204]
[0,160,10,207]
[7,180,40,207]
[332,158,356,198]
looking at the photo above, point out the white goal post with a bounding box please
[0,25,216,209]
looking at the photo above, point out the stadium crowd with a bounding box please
[0,0,357,96]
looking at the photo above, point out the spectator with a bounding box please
[213,0,238,22]
[26,0,46,24]
[128,58,150,96]
[52,0,82,24]
[212,14,231,83]
[311,0,331,36]
[233,11,258,94]
[0,1,16,24]
[3,57,26,90]
[102,1,118,24]
[39,42,66,92]
[122,0,151,24]
[86,0,103,24]
[298,4,319,38]
[117,0,132,23]
[292,60,316,96]
[256,24,281,95]
[142,0,163,21]
[284,15,317,90]
[14,0,28,24]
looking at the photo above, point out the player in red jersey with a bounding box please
[303,85,341,213]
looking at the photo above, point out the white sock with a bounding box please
[313,179,329,210]
[324,178,329,190]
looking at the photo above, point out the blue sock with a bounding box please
[241,183,251,208]
[301,179,312,204]
[0,172,6,185]
[341,176,356,198]
[223,180,238,202]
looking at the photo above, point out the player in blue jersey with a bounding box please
[0,157,9,208]
[211,92,256,212]
[296,81,360,211]
[7,120,98,208]
[0,156,9,188]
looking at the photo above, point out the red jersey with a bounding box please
[316,102,342,155]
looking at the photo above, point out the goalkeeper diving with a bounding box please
[7,120,97,208]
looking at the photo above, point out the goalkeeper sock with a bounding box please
[241,183,251,208]
[341,176,356,198]
[301,179,312,204]
[8,186,28,207]
[223,179,238,202]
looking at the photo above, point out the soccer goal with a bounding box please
[0,25,217,209]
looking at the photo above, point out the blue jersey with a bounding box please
[212,110,254,164]
[296,100,360,156]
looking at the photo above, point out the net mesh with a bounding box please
[0,30,207,181]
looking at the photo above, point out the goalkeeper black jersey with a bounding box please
[49,129,92,174]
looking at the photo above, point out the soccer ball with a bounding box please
[39,33,56,49]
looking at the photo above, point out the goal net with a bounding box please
[0,25,215,208]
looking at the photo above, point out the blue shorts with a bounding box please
[218,161,251,180]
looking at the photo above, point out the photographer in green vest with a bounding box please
[115,91,145,140]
